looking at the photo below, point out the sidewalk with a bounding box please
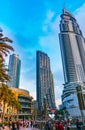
[3,126,40,130]
[19,127,40,130]
[2,126,9,130]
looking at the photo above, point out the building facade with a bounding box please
[36,51,56,112]
[8,54,21,88]
[0,88,33,121]
[59,9,85,117]
[12,88,33,119]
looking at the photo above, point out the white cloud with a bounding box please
[2,3,85,108]
[20,78,36,99]
[39,4,85,107]
[75,3,85,36]
[55,99,62,108]
[31,91,36,100]
[42,10,55,32]
[55,85,63,98]
[46,10,55,22]
[0,23,14,39]
[39,9,64,107]
[19,4,85,108]
[39,10,60,59]
[54,83,63,108]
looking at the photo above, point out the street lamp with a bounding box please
[0,103,2,122]
[43,96,48,120]
[76,85,85,124]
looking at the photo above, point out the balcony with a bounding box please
[18,112,32,116]
[19,99,31,104]
[21,106,31,109]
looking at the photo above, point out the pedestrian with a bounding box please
[45,120,51,130]
[31,120,33,127]
[0,124,2,130]
[2,124,5,129]
[12,122,17,130]
[8,121,11,129]
[76,119,82,130]
[45,121,49,130]
[47,120,51,130]
[58,121,64,130]
[55,121,58,130]
[66,119,71,130]
[16,121,20,130]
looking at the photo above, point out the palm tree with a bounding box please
[0,84,21,122]
[14,100,22,121]
[0,58,10,83]
[0,30,14,60]
[0,29,14,83]
[8,91,21,121]
[0,84,10,122]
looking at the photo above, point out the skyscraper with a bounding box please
[8,54,21,88]
[36,51,56,111]
[59,9,85,117]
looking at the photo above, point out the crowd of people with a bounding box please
[0,120,35,130]
[0,118,83,130]
[45,118,82,130]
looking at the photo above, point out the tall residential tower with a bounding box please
[8,54,21,88]
[59,9,85,117]
[36,51,56,111]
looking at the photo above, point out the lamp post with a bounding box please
[0,103,2,122]
[0,109,2,122]
[76,85,85,124]
[43,96,48,120]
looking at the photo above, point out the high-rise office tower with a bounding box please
[36,51,56,111]
[59,9,85,117]
[8,54,21,88]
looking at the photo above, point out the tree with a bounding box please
[0,30,14,60]
[0,84,21,122]
[0,29,14,83]
[8,95,21,121]
[55,108,68,120]
[42,97,48,119]
[0,58,10,82]
[15,100,22,121]
[0,84,10,122]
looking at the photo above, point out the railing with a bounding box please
[19,100,31,103]
[18,112,32,115]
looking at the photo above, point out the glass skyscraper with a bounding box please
[36,51,56,111]
[59,9,85,117]
[8,54,21,88]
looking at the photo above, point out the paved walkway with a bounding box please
[20,127,40,130]
[3,126,40,130]
[20,127,39,130]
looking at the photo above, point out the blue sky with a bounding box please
[1,0,85,107]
